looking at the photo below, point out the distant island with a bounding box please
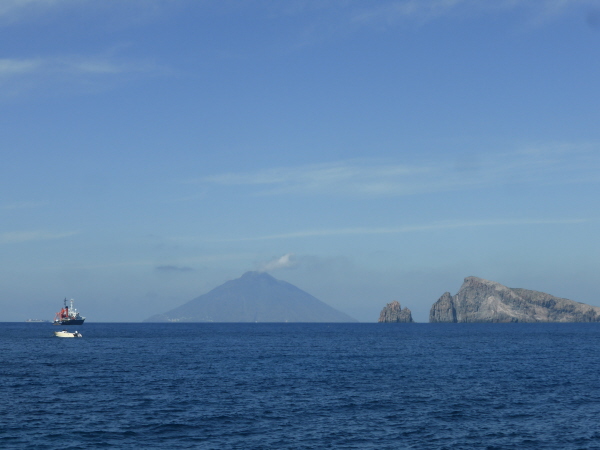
[144,271,357,323]
[429,276,600,323]
[378,301,414,323]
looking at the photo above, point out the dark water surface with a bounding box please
[2,323,600,449]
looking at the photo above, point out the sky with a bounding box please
[1,0,599,322]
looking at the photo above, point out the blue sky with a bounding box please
[1,0,599,322]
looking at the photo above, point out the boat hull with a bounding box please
[54,319,85,325]
[54,331,82,338]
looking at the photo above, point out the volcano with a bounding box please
[144,271,357,323]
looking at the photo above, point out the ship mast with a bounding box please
[69,299,76,318]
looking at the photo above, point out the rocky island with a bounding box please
[378,301,414,323]
[430,276,600,323]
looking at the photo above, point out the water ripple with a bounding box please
[2,323,600,449]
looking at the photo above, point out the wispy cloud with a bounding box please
[155,265,195,273]
[73,252,254,271]
[282,0,599,46]
[0,0,64,17]
[0,58,42,76]
[3,1,592,33]
[0,54,169,98]
[197,144,600,198]
[0,0,92,25]
[202,162,432,196]
[216,218,587,242]
[0,55,164,78]
[0,230,78,244]
[345,0,598,24]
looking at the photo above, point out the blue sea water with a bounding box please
[2,323,600,449]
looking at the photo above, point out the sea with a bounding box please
[2,322,600,450]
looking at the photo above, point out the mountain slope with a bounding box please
[144,271,357,323]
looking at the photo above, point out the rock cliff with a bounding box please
[429,276,600,323]
[378,301,414,323]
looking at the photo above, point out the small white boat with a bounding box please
[54,330,82,338]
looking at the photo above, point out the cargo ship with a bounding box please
[53,298,85,325]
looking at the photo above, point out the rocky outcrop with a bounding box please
[429,276,600,323]
[429,292,456,323]
[378,301,414,323]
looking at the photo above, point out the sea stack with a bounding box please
[378,301,414,323]
[429,276,600,323]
